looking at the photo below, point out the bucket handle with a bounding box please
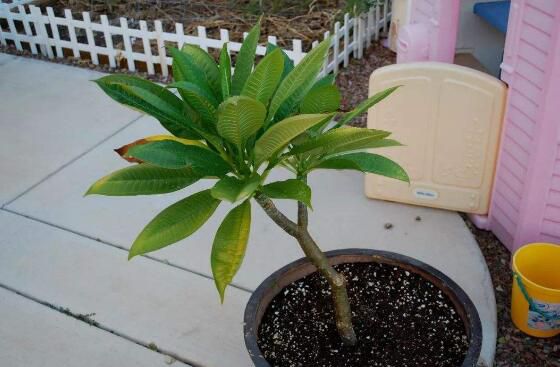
[513,272,558,322]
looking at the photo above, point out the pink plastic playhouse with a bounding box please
[389,0,560,253]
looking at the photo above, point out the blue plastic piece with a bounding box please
[473,1,511,33]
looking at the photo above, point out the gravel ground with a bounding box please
[2,42,560,366]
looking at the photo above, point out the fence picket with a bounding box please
[99,14,115,68]
[175,22,185,49]
[219,28,229,48]
[321,30,330,75]
[343,13,350,67]
[266,35,275,46]
[375,4,381,41]
[18,4,37,54]
[292,39,303,65]
[351,16,358,59]
[30,5,53,58]
[333,21,340,74]
[82,12,98,64]
[358,15,364,59]
[139,20,154,75]
[0,4,6,47]
[367,7,374,44]
[382,0,389,33]
[6,4,21,50]
[45,7,62,57]
[197,25,208,52]
[154,20,167,77]
[119,17,135,71]
[63,9,80,58]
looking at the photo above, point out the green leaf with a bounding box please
[126,140,231,176]
[181,44,221,99]
[266,43,294,80]
[211,200,251,302]
[129,190,220,259]
[241,48,284,105]
[299,84,341,114]
[167,81,218,125]
[217,96,266,149]
[211,175,261,203]
[254,113,334,167]
[219,43,232,100]
[94,75,200,139]
[267,37,331,122]
[312,74,335,88]
[335,86,400,128]
[328,138,403,156]
[170,48,215,99]
[290,126,391,155]
[85,164,200,196]
[231,21,261,95]
[312,152,409,182]
[169,81,218,107]
[297,76,338,126]
[261,179,312,208]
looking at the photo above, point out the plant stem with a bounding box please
[254,192,358,346]
[253,192,298,237]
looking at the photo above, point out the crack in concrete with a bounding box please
[0,207,254,295]
[1,114,143,209]
[0,282,202,367]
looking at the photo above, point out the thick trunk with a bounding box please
[254,192,357,346]
[295,228,358,345]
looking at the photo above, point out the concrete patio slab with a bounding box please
[1,55,497,366]
[0,52,17,65]
[0,211,251,367]
[0,56,140,205]
[7,117,497,365]
[0,287,188,367]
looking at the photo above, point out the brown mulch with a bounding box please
[2,39,560,366]
[336,41,395,127]
[39,0,346,49]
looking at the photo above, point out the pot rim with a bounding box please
[244,248,483,367]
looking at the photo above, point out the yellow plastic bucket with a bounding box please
[511,243,560,337]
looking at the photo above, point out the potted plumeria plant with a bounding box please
[87,21,482,367]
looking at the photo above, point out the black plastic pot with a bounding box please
[244,248,483,367]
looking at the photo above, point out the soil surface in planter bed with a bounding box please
[258,262,469,367]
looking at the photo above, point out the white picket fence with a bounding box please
[0,1,391,77]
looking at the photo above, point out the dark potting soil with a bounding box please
[258,262,470,367]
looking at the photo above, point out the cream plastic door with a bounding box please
[365,62,506,214]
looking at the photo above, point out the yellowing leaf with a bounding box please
[211,200,251,302]
[115,135,206,163]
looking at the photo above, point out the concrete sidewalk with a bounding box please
[0,53,497,367]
